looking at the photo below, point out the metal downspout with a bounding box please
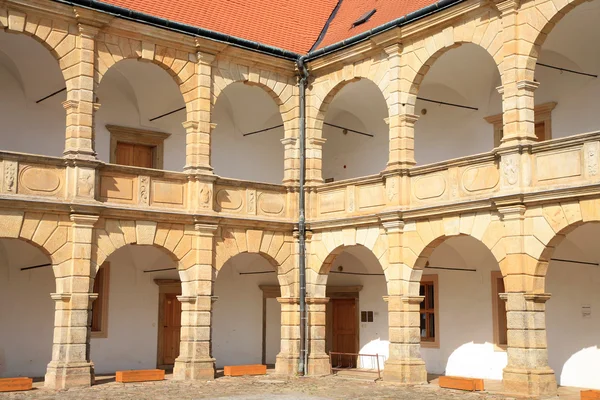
[297,56,309,376]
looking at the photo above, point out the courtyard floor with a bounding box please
[0,372,584,399]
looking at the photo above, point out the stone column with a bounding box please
[306,297,330,375]
[502,293,556,396]
[45,214,99,389]
[183,53,215,175]
[305,137,326,185]
[281,137,299,185]
[275,297,301,375]
[174,224,217,380]
[384,295,427,383]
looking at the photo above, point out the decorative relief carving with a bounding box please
[462,164,500,192]
[4,160,17,193]
[247,189,257,214]
[258,193,285,215]
[386,176,397,201]
[18,165,62,196]
[215,189,243,211]
[199,183,212,209]
[585,142,599,177]
[139,176,150,205]
[413,174,446,200]
[347,185,355,212]
[502,156,519,186]
[78,170,94,197]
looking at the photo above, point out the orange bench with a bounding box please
[439,376,484,391]
[224,364,267,377]
[0,377,33,392]
[115,369,165,383]
[582,390,600,400]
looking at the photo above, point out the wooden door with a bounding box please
[115,142,154,168]
[162,293,182,365]
[332,298,358,367]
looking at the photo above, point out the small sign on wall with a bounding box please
[582,305,592,318]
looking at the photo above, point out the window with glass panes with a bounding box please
[420,279,436,342]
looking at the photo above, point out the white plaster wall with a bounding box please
[420,236,507,380]
[546,223,600,389]
[265,298,281,365]
[322,80,389,182]
[212,83,285,184]
[90,245,179,374]
[0,239,54,378]
[326,247,389,368]
[212,253,281,368]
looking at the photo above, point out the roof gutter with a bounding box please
[305,0,467,61]
[50,0,301,61]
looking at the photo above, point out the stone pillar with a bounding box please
[306,297,330,375]
[174,223,217,380]
[381,218,427,383]
[502,292,557,396]
[45,214,99,389]
[383,295,428,383]
[385,43,418,171]
[275,297,301,375]
[305,137,326,185]
[63,23,99,160]
[281,137,299,185]
[183,53,215,175]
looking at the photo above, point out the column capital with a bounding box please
[280,137,297,146]
[495,0,521,15]
[524,292,551,303]
[307,137,326,146]
[70,213,99,227]
[196,50,217,65]
[516,80,540,93]
[384,43,403,56]
[277,297,299,305]
[398,113,420,125]
[497,204,526,219]
[306,297,330,305]
[194,223,218,235]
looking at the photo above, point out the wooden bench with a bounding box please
[0,377,33,392]
[115,369,165,383]
[223,364,267,377]
[439,376,484,391]
[582,390,600,400]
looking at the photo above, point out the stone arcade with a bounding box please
[0,0,599,396]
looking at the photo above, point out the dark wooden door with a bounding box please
[332,298,358,367]
[162,293,182,365]
[115,142,154,168]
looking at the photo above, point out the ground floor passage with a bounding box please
[0,373,587,400]
[0,224,598,391]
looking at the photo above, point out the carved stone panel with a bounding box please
[413,174,446,200]
[358,183,385,209]
[138,176,150,206]
[215,188,244,212]
[584,141,599,177]
[3,160,17,193]
[100,173,135,202]
[319,190,345,215]
[247,189,257,215]
[152,180,185,207]
[18,165,64,197]
[462,164,500,192]
[257,192,285,216]
[536,150,582,182]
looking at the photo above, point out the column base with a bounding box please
[275,354,300,375]
[307,354,331,376]
[503,367,557,397]
[44,361,94,389]
[383,358,427,384]
[173,358,215,380]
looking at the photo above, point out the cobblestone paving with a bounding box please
[0,375,516,400]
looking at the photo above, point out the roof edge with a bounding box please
[305,0,467,61]
[50,0,301,60]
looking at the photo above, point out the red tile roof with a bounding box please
[101,0,338,54]
[97,0,442,54]
[315,0,439,50]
